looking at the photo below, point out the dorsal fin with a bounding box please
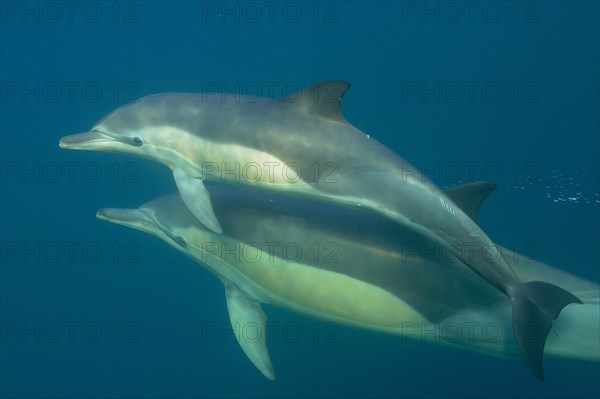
[444,181,497,224]
[280,80,351,123]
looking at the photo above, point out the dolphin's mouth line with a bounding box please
[96,208,186,248]
[91,129,120,141]
[59,130,114,149]
[60,129,143,149]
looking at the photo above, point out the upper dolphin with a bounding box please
[59,80,581,379]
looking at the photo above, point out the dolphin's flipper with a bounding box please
[224,283,275,381]
[512,282,582,380]
[172,168,223,234]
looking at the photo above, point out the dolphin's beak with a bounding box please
[59,131,113,149]
[97,207,187,248]
[96,208,149,226]
[97,207,159,240]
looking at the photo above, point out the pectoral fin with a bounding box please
[224,283,275,381]
[172,168,223,234]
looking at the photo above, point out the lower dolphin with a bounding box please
[96,183,598,379]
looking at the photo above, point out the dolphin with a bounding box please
[60,80,581,378]
[96,182,598,379]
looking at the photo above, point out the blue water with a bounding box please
[1,1,599,398]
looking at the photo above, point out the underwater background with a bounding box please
[1,1,598,398]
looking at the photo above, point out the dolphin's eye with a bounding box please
[173,235,187,247]
[131,137,143,146]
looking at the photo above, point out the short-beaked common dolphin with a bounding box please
[60,80,581,379]
[96,182,598,379]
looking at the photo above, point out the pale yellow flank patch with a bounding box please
[144,126,305,185]
[234,255,427,328]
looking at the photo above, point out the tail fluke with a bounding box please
[512,281,582,380]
